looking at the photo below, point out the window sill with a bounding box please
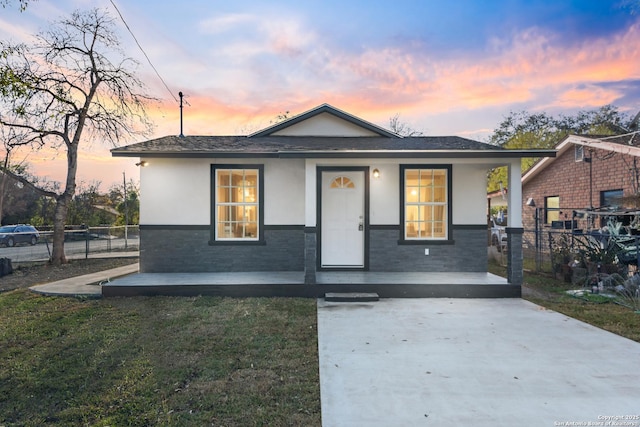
[208,240,266,246]
[397,239,455,245]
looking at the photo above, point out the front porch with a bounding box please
[101,271,517,298]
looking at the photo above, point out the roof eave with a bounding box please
[522,133,640,184]
[111,149,556,159]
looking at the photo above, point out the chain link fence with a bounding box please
[0,225,139,263]
[522,226,640,279]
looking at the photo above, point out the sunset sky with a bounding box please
[1,0,640,190]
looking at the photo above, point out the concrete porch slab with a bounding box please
[101,271,518,298]
[325,292,380,302]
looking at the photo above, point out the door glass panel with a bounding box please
[330,176,355,189]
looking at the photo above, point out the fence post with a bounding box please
[85,226,89,259]
[534,207,540,272]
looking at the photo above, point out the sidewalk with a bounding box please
[29,254,139,297]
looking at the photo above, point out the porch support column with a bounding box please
[304,160,318,285]
[304,228,317,284]
[506,160,524,286]
[506,227,524,286]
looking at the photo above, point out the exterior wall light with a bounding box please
[136,161,148,167]
[372,168,380,179]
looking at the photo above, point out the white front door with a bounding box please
[321,170,365,268]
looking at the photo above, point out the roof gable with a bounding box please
[249,104,399,138]
[522,133,640,184]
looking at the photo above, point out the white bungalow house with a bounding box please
[108,104,554,298]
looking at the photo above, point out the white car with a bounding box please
[490,216,508,252]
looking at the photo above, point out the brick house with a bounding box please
[521,133,640,232]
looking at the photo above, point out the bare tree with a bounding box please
[0,127,25,222]
[389,113,423,136]
[0,8,153,264]
[0,0,33,11]
[271,111,291,124]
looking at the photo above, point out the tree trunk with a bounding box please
[51,195,69,265]
[0,173,5,224]
[0,153,10,224]
[49,142,78,265]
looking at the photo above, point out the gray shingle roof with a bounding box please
[114,135,492,153]
[111,135,556,159]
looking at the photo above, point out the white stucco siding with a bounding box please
[140,157,497,227]
[139,158,306,226]
[305,160,317,227]
[451,164,489,224]
[303,159,493,227]
[272,113,379,136]
[264,159,305,225]
[369,163,399,225]
[304,160,400,227]
[140,158,211,225]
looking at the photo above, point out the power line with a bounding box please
[109,0,179,103]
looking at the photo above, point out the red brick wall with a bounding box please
[522,144,639,230]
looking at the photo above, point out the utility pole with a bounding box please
[179,91,184,138]
[123,171,128,250]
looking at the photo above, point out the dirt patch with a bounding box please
[0,257,138,292]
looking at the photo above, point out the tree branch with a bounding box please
[0,168,57,198]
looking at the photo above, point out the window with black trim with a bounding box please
[212,165,263,242]
[401,166,450,240]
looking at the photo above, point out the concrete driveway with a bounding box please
[318,298,640,427]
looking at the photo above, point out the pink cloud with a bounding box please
[309,21,640,116]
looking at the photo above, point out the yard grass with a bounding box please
[490,261,640,343]
[0,290,320,426]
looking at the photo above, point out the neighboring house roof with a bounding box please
[94,205,119,216]
[522,132,640,184]
[112,104,556,160]
[487,186,508,208]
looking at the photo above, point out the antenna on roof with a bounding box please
[179,91,185,138]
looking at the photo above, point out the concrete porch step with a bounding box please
[324,292,380,302]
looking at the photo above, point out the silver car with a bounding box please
[0,224,39,247]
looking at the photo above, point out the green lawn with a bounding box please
[0,290,321,426]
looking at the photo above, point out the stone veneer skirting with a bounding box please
[368,226,487,272]
[139,224,488,274]
[139,225,305,273]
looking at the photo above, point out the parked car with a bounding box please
[0,224,40,247]
[490,215,508,252]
